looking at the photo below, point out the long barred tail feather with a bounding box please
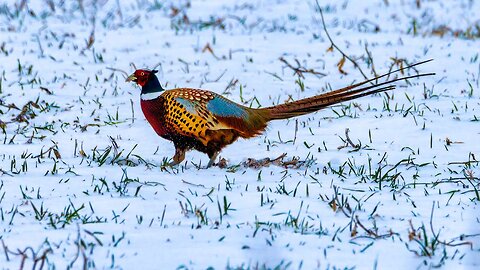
[262,59,435,120]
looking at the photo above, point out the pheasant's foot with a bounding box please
[160,147,186,169]
[172,147,186,165]
[206,151,220,168]
[167,161,180,167]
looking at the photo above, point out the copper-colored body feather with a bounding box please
[127,60,434,168]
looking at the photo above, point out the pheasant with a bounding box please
[126,60,433,168]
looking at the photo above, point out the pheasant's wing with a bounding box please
[202,95,269,136]
[172,90,253,131]
[161,89,219,145]
[163,89,267,143]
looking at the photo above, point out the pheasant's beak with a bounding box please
[126,74,137,82]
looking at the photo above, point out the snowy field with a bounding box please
[0,0,479,269]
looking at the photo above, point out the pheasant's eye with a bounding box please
[140,72,145,76]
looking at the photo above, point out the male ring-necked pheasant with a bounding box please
[127,60,433,168]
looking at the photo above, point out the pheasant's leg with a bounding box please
[206,151,220,168]
[169,147,186,166]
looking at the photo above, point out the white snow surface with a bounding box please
[0,0,479,269]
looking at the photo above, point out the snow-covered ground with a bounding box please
[0,0,479,269]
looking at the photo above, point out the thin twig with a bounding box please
[181,180,206,188]
[364,43,378,78]
[279,57,326,79]
[106,67,129,78]
[1,240,9,261]
[315,0,370,81]
[345,128,360,149]
[355,215,379,237]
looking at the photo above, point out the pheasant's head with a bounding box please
[126,69,158,87]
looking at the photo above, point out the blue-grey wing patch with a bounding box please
[206,97,248,118]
